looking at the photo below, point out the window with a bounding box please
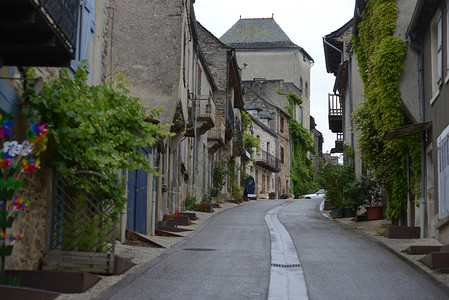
[299,77,303,96]
[197,64,202,97]
[71,0,96,72]
[280,116,284,133]
[281,147,284,164]
[431,10,443,100]
[438,125,449,219]
[305,81,309,98]
[447,0,449,81]
[299,106,303,125]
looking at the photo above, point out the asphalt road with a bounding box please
[98,199,449,300]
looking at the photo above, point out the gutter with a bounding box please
[407,35,426,238]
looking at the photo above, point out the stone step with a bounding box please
[420,252,449,270]
[382,226,420,239]
[404,245,442,255]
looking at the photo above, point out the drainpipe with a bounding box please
[151,149,159,236]
[120,169,127,243]
[293,51,297,86]
[348,51,355,157]
[408,36,426,238]
[226,51,235,131]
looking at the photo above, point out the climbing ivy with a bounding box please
[279,91,317,196]
[241,111,260,155]
[352,0,421,220]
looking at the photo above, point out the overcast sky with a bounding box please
[194,0,356,155]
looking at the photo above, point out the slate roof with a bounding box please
[220,18,299,49]
[259,111,274,120]
[244,103,263,111]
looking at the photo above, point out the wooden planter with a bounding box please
[366,206,383,220]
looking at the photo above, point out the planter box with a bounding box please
[323,201,335,210]
[180,212,197,220]
[174,215,191,226]
[331,208,344,218]
[0,285,59,300]
[366,206,383,220]
[343,208,356,218]
[5,270,100,293]
[42,251,114,275]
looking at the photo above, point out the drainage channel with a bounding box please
[265,202,309,300]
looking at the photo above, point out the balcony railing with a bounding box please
[0,0,79,66]
[331,132,344,153]
[208,116,225,145]
[328,93,343,133]
[254,149,280,172]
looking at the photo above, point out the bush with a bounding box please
[346,175,382,210]
[318,163,355,209]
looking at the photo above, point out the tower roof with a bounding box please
[220,17,299,49]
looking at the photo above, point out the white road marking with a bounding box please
[265,203,309,300]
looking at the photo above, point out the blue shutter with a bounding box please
[0,80,19,118]
[71,0,96,72]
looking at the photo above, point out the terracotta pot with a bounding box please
[366,206,383,220]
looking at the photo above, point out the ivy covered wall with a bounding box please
[352,0,421,220]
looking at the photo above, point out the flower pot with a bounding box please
[323,201,335,210]
[343,208,356,218]
[331,207,344,218]
[366,206,383,220]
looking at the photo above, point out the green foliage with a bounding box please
[241,111,260,155]
[213,162,229,193]
[279,91,317,196]
[184,194,197,211]
[229,157,243,202]
[22,64,167,241]
[318,163,355,209]
[345,175,382,211]
[352,0,421,220]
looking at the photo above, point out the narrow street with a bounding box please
[98,199,449,300]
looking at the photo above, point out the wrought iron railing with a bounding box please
[35,0,79,48]
[254,149,280,171]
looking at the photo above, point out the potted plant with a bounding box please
[268,192,276,199]
[346,175,383,220]
[258,190,267,199]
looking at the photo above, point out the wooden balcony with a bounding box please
[331,132,344,153]
[254,149,280,172]
[208,116,225,146]
[0,0,79,67]
[328,93,343,133]
[186,97,216,136]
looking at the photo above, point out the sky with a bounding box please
[194,0,356,156]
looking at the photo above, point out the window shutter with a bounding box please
[438,11,443,86]
[71,0,96,72]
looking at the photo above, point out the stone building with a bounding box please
[196,22,244,201]
[242,80,294,197]
[104,0,218,236]
[220,16,317,196]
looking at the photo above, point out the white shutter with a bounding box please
[438,127,449,219]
